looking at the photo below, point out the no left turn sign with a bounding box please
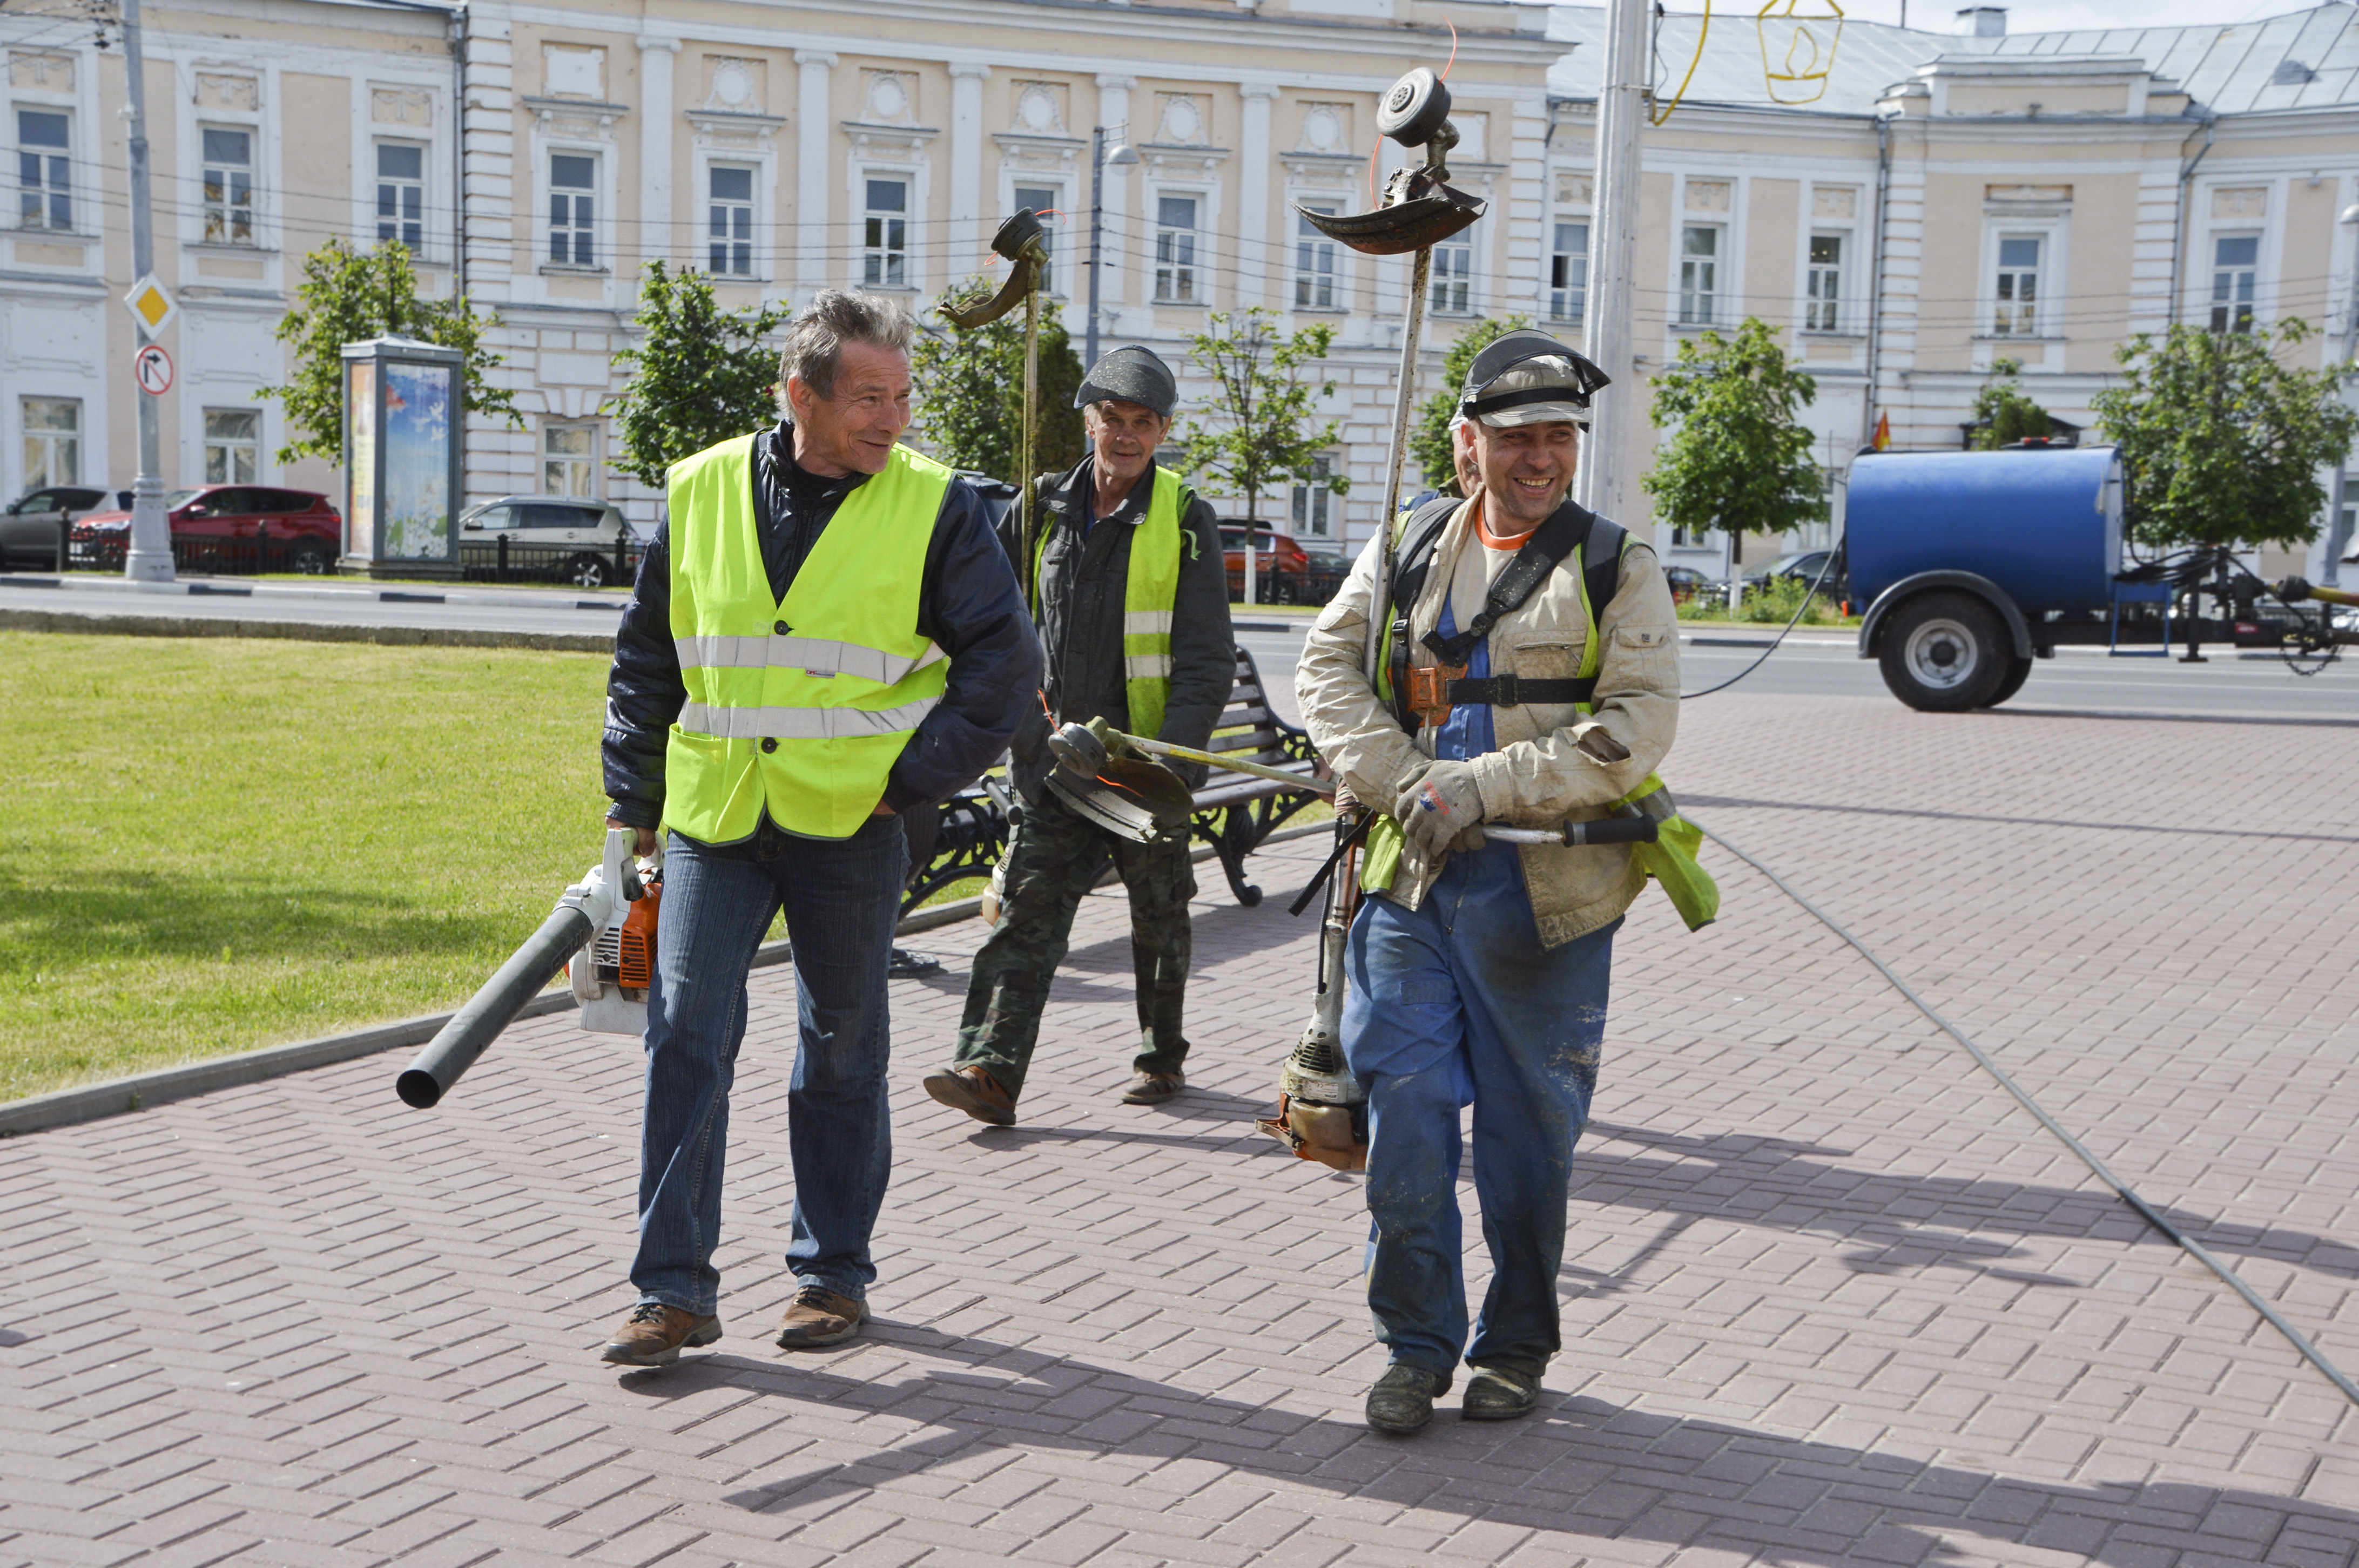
[134,344,173,396]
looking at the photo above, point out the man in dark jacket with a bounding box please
[921,346,1233,1125]
[598,290,1039,1368]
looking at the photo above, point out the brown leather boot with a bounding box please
[774,1285,870,1350]
[922,1063,1015,1125]
[1121,1070,1184,1105]
[600,1302,720,1367]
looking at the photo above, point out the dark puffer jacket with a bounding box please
[603,421,1041,834]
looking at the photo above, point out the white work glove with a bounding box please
[1393,758,1485,859]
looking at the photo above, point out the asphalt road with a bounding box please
[10,579,2355,722]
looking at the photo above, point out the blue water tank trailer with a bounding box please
[1848,445,2126,711]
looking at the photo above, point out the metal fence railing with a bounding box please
[460,535,642,591]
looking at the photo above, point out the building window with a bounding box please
[709,165,753,276]
[1290,454,1336,539]
[1548,220,1588,322]
[204,409,261,484]
[1014,184,1060,295]
[1295,204,1338,310]
[1805,234,1843,332]
[863,176,908,287]
[1155,195,1198,303]
[376,143,423,252]
[544,424,598,497]
[1430,239,1472,313]
[1993,236,2040,335]
[201,127,255,245]
[21,396,78,488]
[549,153,596,266]
[1679,225,1720,325]
[2210,234,2258,334]
[17,109,70,231]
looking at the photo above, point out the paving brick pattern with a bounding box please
[5,692,2358,1566]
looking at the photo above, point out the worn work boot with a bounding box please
[1365,1364,1451,1434]
[923,1064,1016,1126]
[774,1285,870,1350]
[1460,1366,1541,1421]
[1121,1070,1185,1105]
[599,1302,721,1367]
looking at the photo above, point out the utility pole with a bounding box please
[1084,124,1137,373]
[1577,0,1647,525]
[119,0,175,582]
[2323,201,2359,587]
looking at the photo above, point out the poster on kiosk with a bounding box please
[339,336,463,577]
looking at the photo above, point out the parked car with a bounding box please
[72,485,341,573]
[3,484,109,570]
[458,495,636,588]
[1743,549,1845,597]
[1663,564,1716,605]
[1218,522,1311,602]
[1303,549,1352,605]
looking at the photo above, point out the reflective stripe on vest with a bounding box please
[662,433,953,842]
[1032,465,1187,740]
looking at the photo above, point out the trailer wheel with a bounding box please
[1879,592,2007,711]
[1984,654,2033,707]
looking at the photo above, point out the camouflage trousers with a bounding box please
[952,788,1196,1101]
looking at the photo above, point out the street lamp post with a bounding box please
[1085,125,1138,371]
[2323,201,2359,586]
[119,0,174,582]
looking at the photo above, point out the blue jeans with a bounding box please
[632,814,907,1316]
[1342,840,1617,1381]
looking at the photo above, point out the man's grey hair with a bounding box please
[778,289,914,403]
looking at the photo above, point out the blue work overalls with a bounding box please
[1341,594,1619,1382]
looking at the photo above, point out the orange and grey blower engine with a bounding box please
[395,828,662,1109]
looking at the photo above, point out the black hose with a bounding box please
[1695,818,2359,1409]
[1680,547,1844,701]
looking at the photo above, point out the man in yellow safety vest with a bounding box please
[596,290,1039,1367]
[921,346,1233,1126]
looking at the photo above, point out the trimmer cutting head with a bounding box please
[1043,718,1191,842]
[1376,66,1452,146]
[940,208,1053,329]
[1292,66,1485,257]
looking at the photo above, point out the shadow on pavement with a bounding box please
[1684,793,2359,845]
[619,1332,2358,1564]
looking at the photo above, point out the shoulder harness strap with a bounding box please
[1420,499,1598,665]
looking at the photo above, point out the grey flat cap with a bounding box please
[1075,344,1178,418]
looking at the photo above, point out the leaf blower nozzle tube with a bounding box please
[395,905,596,1109]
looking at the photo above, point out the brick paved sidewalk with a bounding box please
[5,693,2358,1567]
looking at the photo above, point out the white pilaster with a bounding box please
[1237,84,1276,310]
[1096,75,1135,317]
[638,37,680,278]
[949,63,990,269]
[797,50,837,293]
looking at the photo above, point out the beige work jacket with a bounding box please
[1295,499,1682,947]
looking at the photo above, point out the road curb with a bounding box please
[0,571,630,614]
[0,606,615,653]
[0,824,1326,1138]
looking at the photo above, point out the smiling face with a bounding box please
[1468,418,1579,530]
[1084,399,1171,492]
[787,339,913,477]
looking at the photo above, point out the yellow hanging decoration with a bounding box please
[1648,3,1713,128]
[1756,0,1845,106]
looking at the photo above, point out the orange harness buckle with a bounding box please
[1405,661,1467,725]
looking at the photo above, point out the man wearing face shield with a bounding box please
[922,346,1234,1126]
[1296,329,1707,1433]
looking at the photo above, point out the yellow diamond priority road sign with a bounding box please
[124,274,177,337]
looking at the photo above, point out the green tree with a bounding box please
[907,281,1086,484]
[1642,317,1826,544]
[605,261,794,489]
[258,237,518,466]
[1409,313,1532,491]
[2090,318,2359,551]
[1178,306,1349,532]
[1967,357,2052,450]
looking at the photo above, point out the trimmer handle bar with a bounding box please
[1488,817,1659,848]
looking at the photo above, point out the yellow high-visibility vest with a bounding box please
[662,432,952,841]
[1033,464,1187,740]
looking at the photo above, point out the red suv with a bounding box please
[1218,521,1312,603]
[74,485,342,574]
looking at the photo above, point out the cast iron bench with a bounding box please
[900,643,1326,914]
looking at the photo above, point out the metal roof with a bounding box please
[1546,3,2359,117]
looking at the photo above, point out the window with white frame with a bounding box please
[1549,220,1588,321]
[549,153,596,266]
[2210,234,2259,334]
[1290,454,1337,539]
[544,423,599,497]
[16,109,70,231]
[1295,205,1338,310]
[1670,523,1708,548]
[1155,195,1199,303]
[201,127,255,245]
[21,396,78,488]
[1679,225,1720,326]
[1805,234,1843,332]
[709,165,753,276]
[1014,184,1060,295]
[1993,236,2040,336]
[863,175,908,287]
[376,143,424,252]
[204,409,261,485]
[1430,237,1472,314]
